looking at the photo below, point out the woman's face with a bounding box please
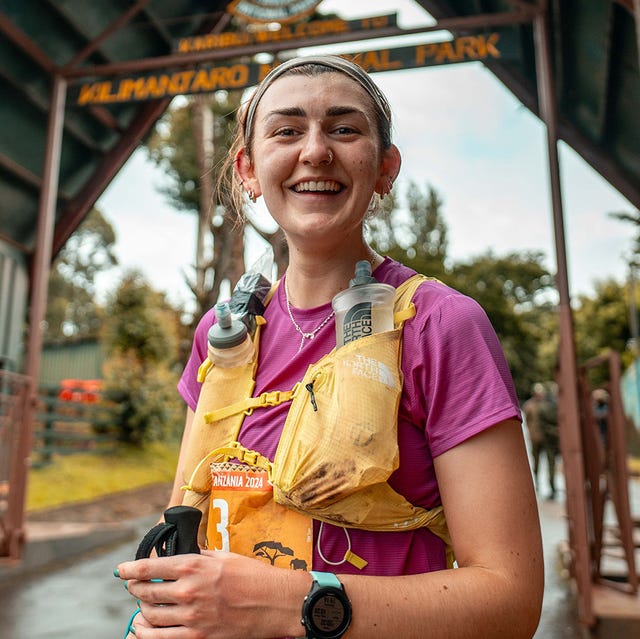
[237,72,400,249]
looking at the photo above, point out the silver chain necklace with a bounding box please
[284,278,335,352]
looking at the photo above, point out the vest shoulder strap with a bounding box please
[203,271,435,424]
[393,273,436,326]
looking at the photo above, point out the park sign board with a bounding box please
[174,13,398,53]
[71,33,502,107]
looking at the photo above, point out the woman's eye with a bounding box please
[333,126,358,135]
[274,127,297,137]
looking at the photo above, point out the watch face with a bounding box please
[311,593,345,633]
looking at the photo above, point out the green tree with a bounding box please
[368,181,448,279]
[573,278,633,369]
[147,93,245,318]
[45,207,117,340]
[101,271,183,444]
[146,92,287,322]
[368,181,556,398]
[445,250,556,400]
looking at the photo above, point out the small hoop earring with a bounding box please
[248,189,257,203]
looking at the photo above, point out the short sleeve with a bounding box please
[406,287,521,458]
[177,306,216,411]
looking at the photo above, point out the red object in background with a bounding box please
[58,379,102,403]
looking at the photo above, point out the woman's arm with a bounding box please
[117,418,543,639]
[342,418,544,638]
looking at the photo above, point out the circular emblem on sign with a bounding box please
[228,0,324,24]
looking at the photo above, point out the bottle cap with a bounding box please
[349,260,377,287]
[208,302,249,349]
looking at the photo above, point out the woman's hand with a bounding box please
[117,550,310,639]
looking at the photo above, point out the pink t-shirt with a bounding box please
[178,258,521,575]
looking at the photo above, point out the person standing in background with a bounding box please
[523,383,546,491]
[538,382,560,500]
[592,388,610,448]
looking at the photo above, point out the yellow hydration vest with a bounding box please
[181,273,453,567]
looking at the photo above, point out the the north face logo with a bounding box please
[343,355,396,389]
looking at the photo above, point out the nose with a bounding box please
[299,129,333,166]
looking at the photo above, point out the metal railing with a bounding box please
[574,350,638,614]
[0,368,31,559]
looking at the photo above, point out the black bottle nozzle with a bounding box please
[350,260,377,287]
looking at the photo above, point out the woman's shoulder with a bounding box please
[377,258,483,319]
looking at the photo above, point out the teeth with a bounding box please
[294,180,341,193]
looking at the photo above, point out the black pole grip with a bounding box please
[163,505,202,555]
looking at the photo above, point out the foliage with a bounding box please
[147,93,239,214]
[45,207,117,340]
[367,181,448,279]
[101,270,178,363]
[103,353,183,444]
[445,251,556,399]
[146,92,247,318]
[101,271,184,444]
[369,181,557,399]
[26,441,178,511]
[573,279,635,390]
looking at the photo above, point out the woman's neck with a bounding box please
[284,247,383,309]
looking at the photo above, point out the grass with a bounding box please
[26,441,179,512]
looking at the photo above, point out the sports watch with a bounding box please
[301,571,352,639]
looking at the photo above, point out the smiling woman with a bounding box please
[115,55,544,639]
[233,67,399,262]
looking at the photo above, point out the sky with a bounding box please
[96,0,637,316]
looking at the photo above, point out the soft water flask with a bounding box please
[208,302,254,367]
[332,261,395,348]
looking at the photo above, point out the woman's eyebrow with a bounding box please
[264,107,305,121]
[264,106,365,121]
[326,106,364,117]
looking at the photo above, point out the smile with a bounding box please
[293,180,342,193]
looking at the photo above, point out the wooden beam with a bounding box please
[0,152,41,190]
[61,0,153,71]
[0,10,56,73]
[534,5,595,627]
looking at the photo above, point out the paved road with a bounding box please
[0,463,637,638]
[0,516,155,639]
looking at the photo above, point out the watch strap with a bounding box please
[310,571,342,589]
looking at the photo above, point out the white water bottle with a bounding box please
[208,302,254,367]
[332,261,395,348]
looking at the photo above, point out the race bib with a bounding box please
[207,462,312,571]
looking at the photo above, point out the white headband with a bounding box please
[243,55,392,142]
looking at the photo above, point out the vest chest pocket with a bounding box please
[272,328,403,514]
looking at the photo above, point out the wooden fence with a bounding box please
[31,382,120,466]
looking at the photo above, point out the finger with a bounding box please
[117,557,182,583]
[127,579,178,606]
[139,601,184,628]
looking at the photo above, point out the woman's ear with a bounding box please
[375,144,402,196]
[234,147,262,198]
